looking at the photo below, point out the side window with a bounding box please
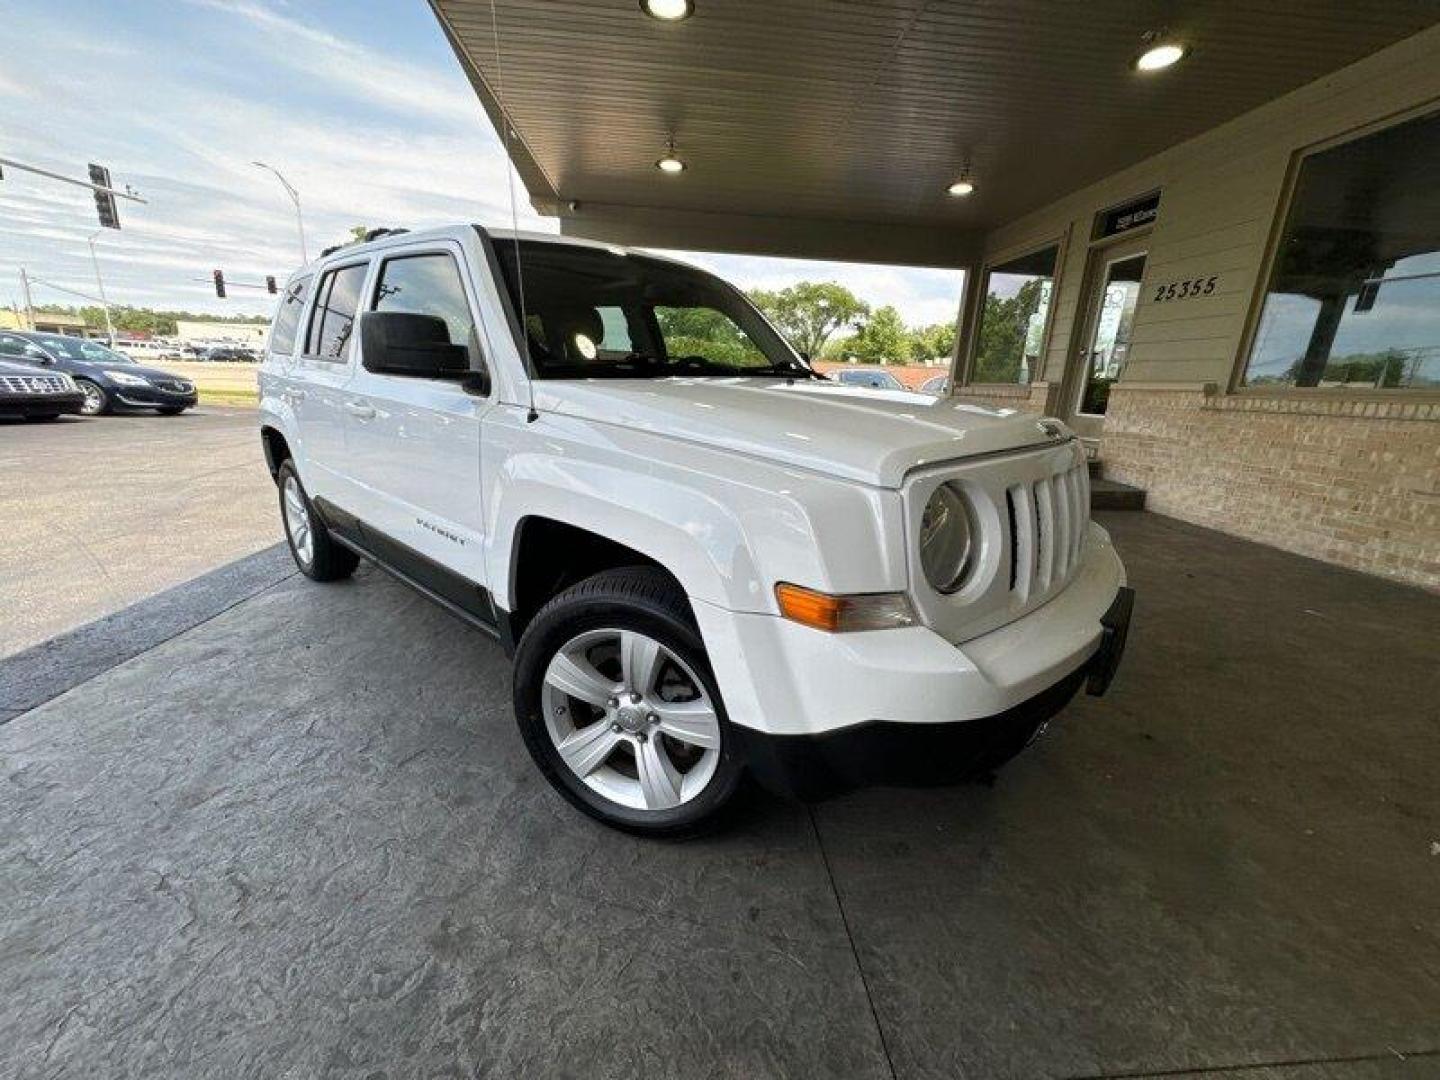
[306,263,368,362]
[0,335,48,360]
[269,274,312,356]
[372,253,477,356]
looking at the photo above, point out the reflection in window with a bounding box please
[374,254,476,352]
[656,306,766,368]
[309,263,368,361]
[971,245,1057,384]
[1243,108,1440,390]
[269,275,311,356]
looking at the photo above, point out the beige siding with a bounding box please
[976,23,1440,391]
[960,25,1440,591]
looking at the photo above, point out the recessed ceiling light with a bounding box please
[947,178,975,197]
[1135,41,1186,72]
[640,0,694,21]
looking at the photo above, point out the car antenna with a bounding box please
[489,0,538,423]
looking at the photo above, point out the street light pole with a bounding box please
[87,230,116,343]
[252,162,307,264]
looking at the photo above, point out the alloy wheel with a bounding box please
[282,475,314,567]
[78,381,104,415]
[540,627,722,811]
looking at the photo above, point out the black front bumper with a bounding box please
[732,586,1136,800]
[113,383,197,409]
[0,391,86,417]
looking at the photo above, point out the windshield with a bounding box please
[31,334,132,364]
[491,239,807,379]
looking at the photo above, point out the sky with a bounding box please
[0,0,962,328]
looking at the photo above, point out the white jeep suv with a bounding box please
[259,225,1132,835]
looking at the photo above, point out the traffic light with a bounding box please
[266,275,277,294]
[89,164,120,230]
[213,269,226,298]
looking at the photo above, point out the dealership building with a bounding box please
[430,3,1439,590]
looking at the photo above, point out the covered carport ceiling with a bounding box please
[430,0,1439,265]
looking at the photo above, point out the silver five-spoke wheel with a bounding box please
[541,627,722,811]
[282,474,314,568]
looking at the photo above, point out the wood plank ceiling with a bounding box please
[430,0,1438,246]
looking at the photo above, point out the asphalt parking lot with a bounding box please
[2,511,1436,1079]
[0,407,276,656]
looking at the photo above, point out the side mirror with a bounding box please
[359,311,469,378]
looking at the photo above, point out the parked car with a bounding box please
[920,375,951,395]
[114,339,175,362]
[202,346,255,363]
[833,367,908,390]
[259,225,1132,836]
[0,358,85,420]
[0,331,197,416]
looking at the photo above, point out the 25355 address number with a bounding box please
[1152,275,1217,302]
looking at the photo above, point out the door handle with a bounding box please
[344,400,376,420]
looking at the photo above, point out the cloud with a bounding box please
[2,0,962,327]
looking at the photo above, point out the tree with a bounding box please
[909,322,956,364]
[972,277,1048,382]
[747,281,868,359]
[846,305,909,364]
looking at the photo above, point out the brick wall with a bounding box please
[953,381,1052,414]
[814,362,945,390]
[1102,388,1440,591]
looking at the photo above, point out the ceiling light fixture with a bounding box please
[947,165,976,197]
[656,136,686,174]
[640,0,694,21]
[1134,33,1187,72]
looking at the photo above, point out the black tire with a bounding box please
[276,459,358,582]
[157,406,186,415]
[513,566,745,837]
[75,379,108,416]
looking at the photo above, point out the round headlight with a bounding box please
[919,484,974,594]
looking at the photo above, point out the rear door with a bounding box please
[294,260,369,509]
[343,242,491,587]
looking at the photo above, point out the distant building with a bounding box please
[0,309,91,336]
[174,320,269,345]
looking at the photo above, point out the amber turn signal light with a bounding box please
[774,583,915,633]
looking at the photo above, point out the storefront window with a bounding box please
[969,245,1057,384]
[1243,108,1440,390]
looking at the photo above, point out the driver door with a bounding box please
[342,242,492,588]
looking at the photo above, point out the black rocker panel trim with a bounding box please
[311,497,500,640]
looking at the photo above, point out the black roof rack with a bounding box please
[317,227,411,259]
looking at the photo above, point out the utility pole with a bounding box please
[252,162,307,264]
[19,268,35,330]
[87,231,116,343]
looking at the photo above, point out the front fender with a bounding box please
[482,407,907,615]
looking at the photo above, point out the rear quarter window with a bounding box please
[269,275,312,356]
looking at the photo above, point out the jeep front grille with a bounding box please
[904,440,1091,644]
[1005,461,1089,603]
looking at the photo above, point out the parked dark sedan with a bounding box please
[0,331,197,416]
[0,358,86,420]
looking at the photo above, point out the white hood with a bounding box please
[531,377,1068,488]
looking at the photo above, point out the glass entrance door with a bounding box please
[1080,252,1146,415]
[1064,242,1147,439]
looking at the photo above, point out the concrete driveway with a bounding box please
[1,513,1437,1078]
[0,407,276,656]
